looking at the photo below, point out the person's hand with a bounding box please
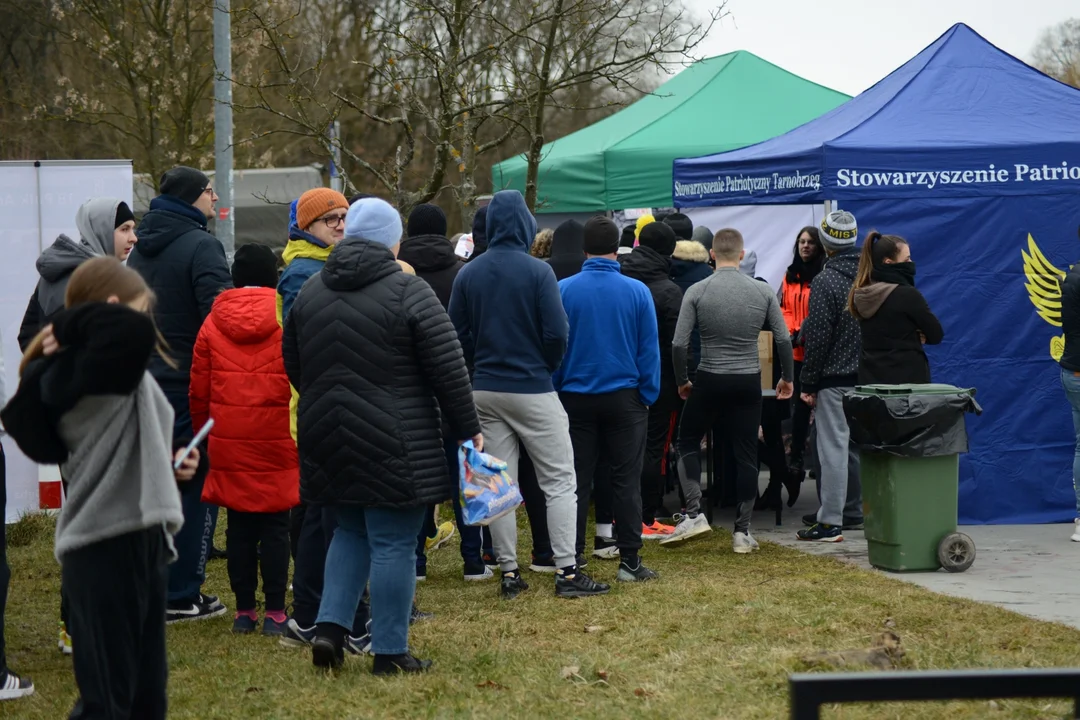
[460,433,484,452]
[41,324,59,355]
[678,381,693,400]
[918,331,927,345]
[174,448,200,482]
[776,379,794,401]
[758,425,764,442]
[801,392,816,408]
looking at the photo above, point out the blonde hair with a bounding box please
[530,228,554,259]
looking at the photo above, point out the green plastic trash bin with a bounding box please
[845,384,981,573]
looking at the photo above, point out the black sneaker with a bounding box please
[231,614,257,634]
[372,652,433,676]
[0,668,34,700]
[575,553,589,569]
[528,554,556,574]
[842,517,865,530]
[208,546,227,561]
[555,570,611,598]
[200,593,224,611]
[312,637,344,670]
[464,562,494,581]
[797,523,844,543]
[279,619,316,648]
[166,596,228,624]
[346,621,372,656]
[802,512,818,526]
[592,536,619,560]
[616,560,660,583]
[500,571,529,600]
[410,605,434,624]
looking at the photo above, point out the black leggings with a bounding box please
[790,360,812,465]
[676,372,762,531]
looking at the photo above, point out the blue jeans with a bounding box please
[318,505,426,655]
[1061,369,1080,515]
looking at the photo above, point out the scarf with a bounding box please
[872,261,916,287]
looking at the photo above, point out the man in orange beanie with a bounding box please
[277,188,351,324]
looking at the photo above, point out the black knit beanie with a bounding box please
[231,243,279,288]
[620,224,636,249]
[582,216,620,256]
[407,203,447,238]
[159,166,210,205]
[638,222,677,257]
[664,212,694,241]
[114,201,135,228]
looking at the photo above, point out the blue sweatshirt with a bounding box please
[554,258,660,406]
[449,191,568,394]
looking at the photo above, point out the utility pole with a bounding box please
[329,120,343,193]
[213,0,235,262]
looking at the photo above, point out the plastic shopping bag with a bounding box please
[458,440,523,526]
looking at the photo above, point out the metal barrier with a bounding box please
[789,669,1080,719]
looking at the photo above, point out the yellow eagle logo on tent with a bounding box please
[1022,234,1067,361]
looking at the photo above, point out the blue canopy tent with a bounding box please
[673,23,1080,524]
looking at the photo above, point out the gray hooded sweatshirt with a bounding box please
[35,197,122,317]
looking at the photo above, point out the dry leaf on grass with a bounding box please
[597,669,609,681]
[584,625,605,633]
[634,688,654,698]
[477,680,507,690]
[884,617,897,628]
[560,665,581,680]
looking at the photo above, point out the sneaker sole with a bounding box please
[798,535,844,543]
[527,564,557,574]
[556,587,611,598]
[641,533,674,541]
[279,635,313,649]
[1071,534,1080,543]
[166,605,228,625]
[659,525,712,546]
[464,569,495,581]
[733,545,755,555]
[592,546,620,559]
[0,686,34,700]
[427,527,455,552]
[616,570,659,583]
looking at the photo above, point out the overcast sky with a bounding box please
[685,0,1076,96]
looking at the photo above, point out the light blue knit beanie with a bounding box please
[344,197,403,247]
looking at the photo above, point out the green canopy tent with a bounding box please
[491,51,850,213]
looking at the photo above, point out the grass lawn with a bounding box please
[2,512,1077,719]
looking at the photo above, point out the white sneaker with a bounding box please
[733,531,759,554]
[659,513,712,546]
[464,566,494,582]
[1071,518,1080,542]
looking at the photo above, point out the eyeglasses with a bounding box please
[203,187,216,197]
[320,214,348,228]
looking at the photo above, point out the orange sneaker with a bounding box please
[641,521,675,540]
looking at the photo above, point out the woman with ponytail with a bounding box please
[849,232,944,384]
[2,257,197,719]
[780,227,825,474]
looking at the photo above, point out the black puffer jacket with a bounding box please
[800,248,861,393]
[397,233,463,309]
[620,246,683,403]
[282,237,481,508]
[127,195,232,394]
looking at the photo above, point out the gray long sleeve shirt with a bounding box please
[672,267,794,387]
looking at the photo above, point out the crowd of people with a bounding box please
[0,165,949,715]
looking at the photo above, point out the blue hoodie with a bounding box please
[449,191,568,394]
[554,258,660,406]
[277,198,333,322]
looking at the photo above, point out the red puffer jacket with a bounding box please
[190,287,299,513]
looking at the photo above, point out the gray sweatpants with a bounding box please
[473,391,578,571]
[815,386,863,527]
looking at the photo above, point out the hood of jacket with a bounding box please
[282,228,332,267]
[739,250,758,277]
[398,233,459,274]
[321,237,401,292]
[75,197,122,258]
[852,282,898,319]
[620,245,670,284]
[486,191,537,252]
[826,247,861,281]
[550,219,585,258]
[672,239,710,264]
[37,234,97,283]
[211,287,280,344]
[134,195,210,259]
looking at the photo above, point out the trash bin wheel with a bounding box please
[937,532,976,573]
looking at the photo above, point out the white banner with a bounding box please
[681,204,826,290]
[0,160,133,522]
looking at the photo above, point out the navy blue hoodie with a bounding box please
[449,191,568,394]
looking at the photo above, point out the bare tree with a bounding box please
[1033,18,1080,88]
[496,0,727,210]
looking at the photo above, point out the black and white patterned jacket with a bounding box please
[800,248,861,393]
